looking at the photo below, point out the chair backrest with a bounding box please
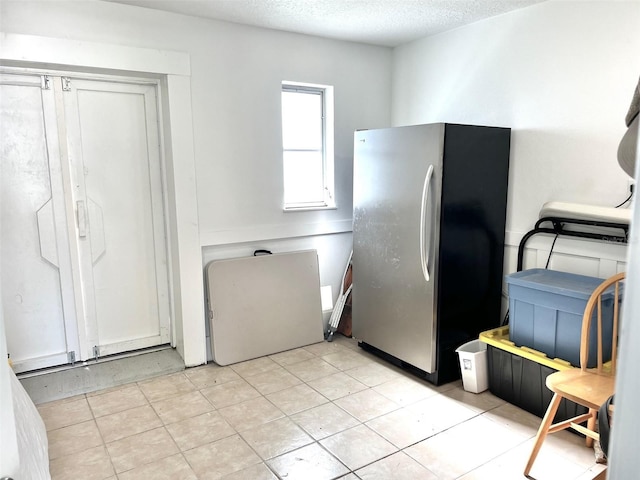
[580,272,625,374]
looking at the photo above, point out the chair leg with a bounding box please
[586,408,597,448]
[524,393,563,477]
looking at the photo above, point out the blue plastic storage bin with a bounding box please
[506,269,618,367]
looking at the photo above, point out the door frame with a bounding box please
[1,68,174,367]
[0,32,207,367]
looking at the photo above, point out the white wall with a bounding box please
[0,0,392,359]
[392,0,640,266]
[1,0,391,241]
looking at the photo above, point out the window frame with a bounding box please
[281,81,335,211]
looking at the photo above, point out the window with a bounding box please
[281,82,334,210]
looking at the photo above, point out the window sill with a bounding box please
[283,205,337,212]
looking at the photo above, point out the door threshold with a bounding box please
[18,345,185,404]
[17,344,174,379]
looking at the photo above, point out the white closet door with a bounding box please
[62,78,170,357]
[0,73,80,372]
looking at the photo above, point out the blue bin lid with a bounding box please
[505,269,617,300]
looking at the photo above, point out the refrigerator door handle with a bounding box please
[420,165,434,282]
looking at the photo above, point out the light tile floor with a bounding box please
[38,336,606,480]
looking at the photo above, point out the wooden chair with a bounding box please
[524,271,625,478]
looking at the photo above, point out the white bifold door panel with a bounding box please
[0,72,170,373]
[206,251,324,366]
[1,73,80,372]
[62,78,170,358]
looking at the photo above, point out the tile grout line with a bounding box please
[85,391,119,479]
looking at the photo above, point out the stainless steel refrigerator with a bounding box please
[352,123,511,385]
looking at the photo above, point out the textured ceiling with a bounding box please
[105,0,546,47]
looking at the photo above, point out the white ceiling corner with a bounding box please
[103,0,547,47]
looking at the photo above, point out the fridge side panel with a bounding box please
[352,124,444,373]
[435,124,511,383]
